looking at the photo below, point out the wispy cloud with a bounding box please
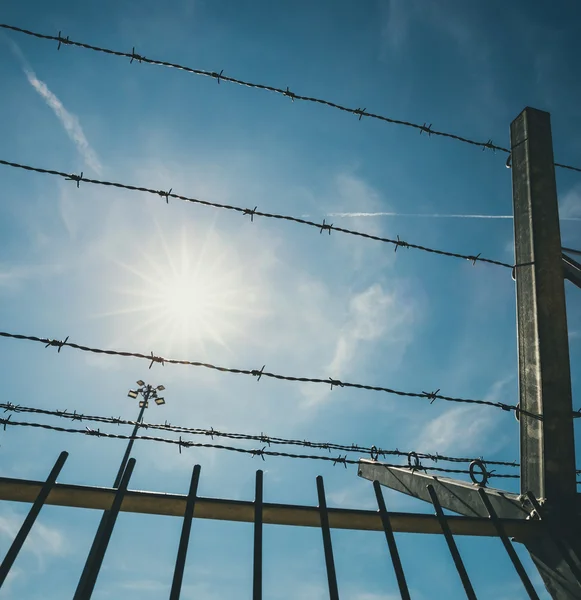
[415,377,513,455]
[353,594,402,600]
[7,40,102,175]
[0,263,65,290]
[560,184,581,220]
[23,71,102,175]
[328,283,416,376]
[120,579,168,592]
[0,510,67,571]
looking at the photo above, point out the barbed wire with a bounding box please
[0,402,519,468]
[0,159,513,268]
[0,415,519,478]
[0,330,539,417]
[1,23,580,175]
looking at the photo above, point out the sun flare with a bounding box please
[103,225,263,355]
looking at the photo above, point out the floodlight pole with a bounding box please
[74,381,165,599]
[113,385,152,488]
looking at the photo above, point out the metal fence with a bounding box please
[0,449,552,599]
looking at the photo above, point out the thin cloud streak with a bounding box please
[6,39,102,175]
[326,212,581,221]
[23,69,102,175]
[329,212,512,219]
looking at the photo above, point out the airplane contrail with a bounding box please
[6,39,102,175]
[327,212,512,219]
[323,212,581,221]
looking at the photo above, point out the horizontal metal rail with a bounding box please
[0,476,542,539]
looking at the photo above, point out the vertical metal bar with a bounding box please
[73,458,136,600]
[477,488,540,600]
[169,464,201,600]
[511,107,575,503]
[316,476,339,600]
[0,451,68,588]
[426,485,477,600]
[372,480,411,600]
[253,469,263,600]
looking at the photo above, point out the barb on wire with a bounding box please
[0,158,513,268]
[0,330,538,417]
[65,172,83,187]
[56,31,70,50]
[1,23,580,173]
[0,402,521,467]
[0,415,517,478]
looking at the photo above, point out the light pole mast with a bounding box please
[113,381,166,488]
[74,380,166,599]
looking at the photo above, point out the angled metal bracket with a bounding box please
[357,460,530,520]
[563,253,581,289]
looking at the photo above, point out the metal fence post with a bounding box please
[253,469,263,600]
[169,464,201,600]
[73,458,136,599]
[317,476,339,600]
[511,107,581,599]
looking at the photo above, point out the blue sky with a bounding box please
[0,0,580,598]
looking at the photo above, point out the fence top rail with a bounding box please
[0,475,544,540]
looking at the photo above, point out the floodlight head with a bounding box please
[128,390,138,399]
[136,380,145,387]
[157,385,165,391]
[139,401,149,408]
[155,397,165,406]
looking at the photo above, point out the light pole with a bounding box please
[74,380,166,598]
[113,380,166,488]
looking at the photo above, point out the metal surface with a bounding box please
[525,537,581,599]
[427,485,477,599]
[0,451,68,587]
[253,470,263,600]
[563,253,581,289]
[169,464,201,600]
[74,458,136,599]
[358,461,528,519]
[511,107,576,502]
[525,492,581,583]
[0,475,543,538]
[477,488,540,600]
[523,492,581,599]
[317,476,339,600]
[373,480,411,600]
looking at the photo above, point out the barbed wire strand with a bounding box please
[0,415,519,478]
[1,23,580,174]
[0,330,540,418]
[0,402,519,468]
[0,158,513,268]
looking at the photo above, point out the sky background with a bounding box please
[0,0,580,598]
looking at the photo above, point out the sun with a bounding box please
[102,224,263,355]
